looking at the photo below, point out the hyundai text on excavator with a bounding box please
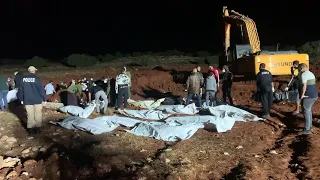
[222,6,309,76]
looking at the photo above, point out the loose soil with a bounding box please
[1,64,320,179]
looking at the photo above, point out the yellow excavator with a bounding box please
[222,6,309,76]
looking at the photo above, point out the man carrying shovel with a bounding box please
[285,60,301,115]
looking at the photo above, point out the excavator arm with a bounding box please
[222,6,261,55]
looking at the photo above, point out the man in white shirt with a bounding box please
[115,68,130,110]
[44,81,56,95]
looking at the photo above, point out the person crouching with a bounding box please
[88,82,108,114]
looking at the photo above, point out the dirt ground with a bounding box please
[1,64,320,180]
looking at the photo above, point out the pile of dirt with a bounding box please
[0,157,45,180]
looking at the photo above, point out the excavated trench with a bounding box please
[222,160,248,180]
[289,135,310,179]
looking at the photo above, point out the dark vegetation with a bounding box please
[0,41,318,68]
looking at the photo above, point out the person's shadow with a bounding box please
[8,99,27,129]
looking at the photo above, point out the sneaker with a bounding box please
[35,127,41,135]
[262,114,270,119]
[27,128,35,137]
[302,130,311,135]
[292,111,300,115]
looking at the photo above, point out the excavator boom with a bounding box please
[223,6,261,54]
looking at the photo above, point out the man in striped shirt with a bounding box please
[299,63,318,135]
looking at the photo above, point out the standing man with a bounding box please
[256,63,274,119]
[205,71,217,106]
[221,65,233,105]
[208,65,219,85]
[44,80,56,96]
[17,66,46,137]
[124,67,132,99]
[115,68,130,110]
[14,71,23,89]
[285,60,301,114]
[88,82,108,114]
[185,68,203,107]
[299,63,318,135]
[196,66,204,98]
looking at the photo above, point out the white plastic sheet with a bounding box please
[127,98,165,109]
[7,89,18,103]
[117,104,198,120]
[57,105,262,141]
[118,109,170,120]
[59,103,96,118]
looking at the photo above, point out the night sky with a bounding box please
[0,1,318,58]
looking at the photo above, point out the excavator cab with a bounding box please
[222,6,309,76]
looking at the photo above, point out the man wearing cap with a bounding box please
[256,63,274,119]
[17,66,46,137]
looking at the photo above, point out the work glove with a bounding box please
[285,87,289,91]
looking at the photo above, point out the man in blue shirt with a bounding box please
[299,63,318,135]
[17,66,46,137]
[44,80,56,95]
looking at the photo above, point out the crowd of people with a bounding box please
[183,61,317,135]
[1,60,318,137]
[184,65,233,107]
[1,66,132,137]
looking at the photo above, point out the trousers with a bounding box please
[303,97,318,131]
[25,104,43,128]
[95,90,108,113]
[117,84,129,109]
[222,86,233,105]
[260,90,273,115]
[205,90,216,107]
[186,93,202,107]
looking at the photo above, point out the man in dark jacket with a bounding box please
[185,68,203,107]
[256,63,274,119]
[88,82,108,114]
[222,65,233,105]
[14,71,23,89]
[18,66,46,137]
[197,66,204,98]
[95,77,111,96]
[285,60,301,115]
